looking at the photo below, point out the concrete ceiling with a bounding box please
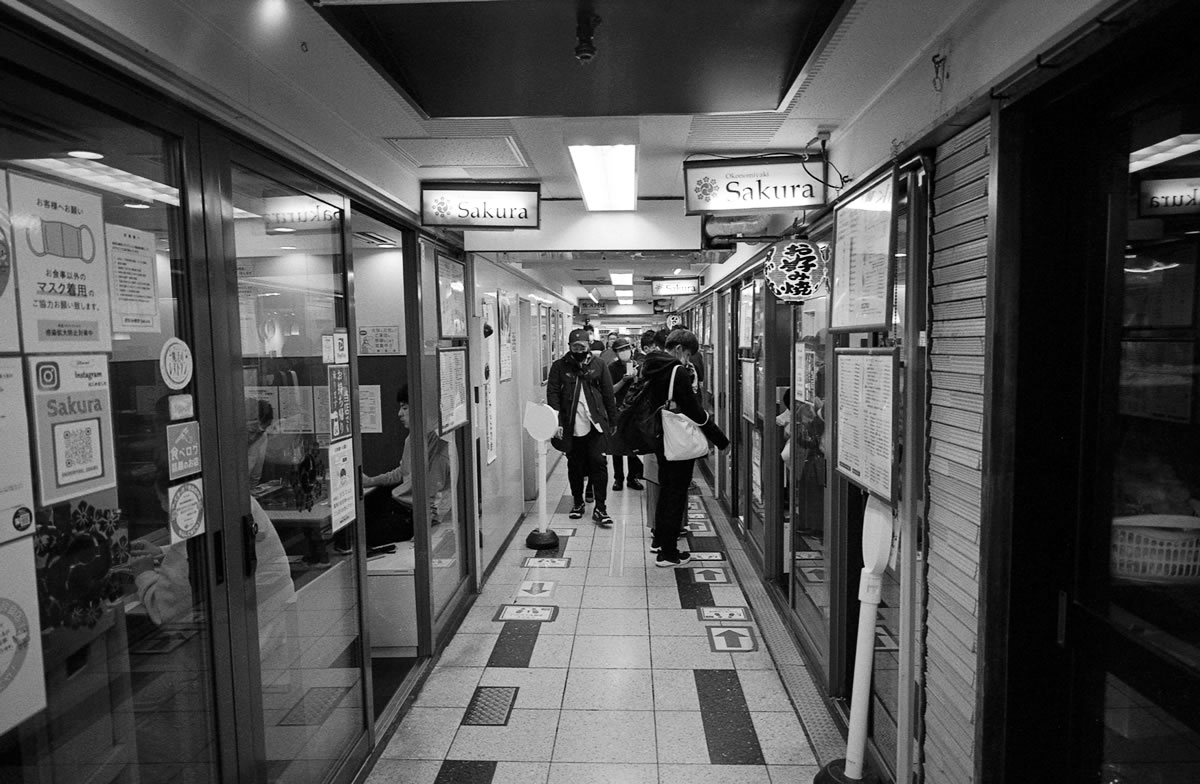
[260,0,978,306]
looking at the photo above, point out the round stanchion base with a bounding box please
[814,760,879,784]
[525,528,560,550]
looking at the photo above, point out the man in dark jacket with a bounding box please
[640,328,728,566]
[607,337,644,491]
[548,328,619,526]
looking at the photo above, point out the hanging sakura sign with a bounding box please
[763,238,830,302]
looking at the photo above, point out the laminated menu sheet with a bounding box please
[835,348,895,501]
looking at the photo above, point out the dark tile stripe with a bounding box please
[486,620,541,668]
[689,535,723,552]
[694,670,766,765]
[675,568,714,609]
[435,760,496,783]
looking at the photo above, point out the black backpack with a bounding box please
[615,373,661,454]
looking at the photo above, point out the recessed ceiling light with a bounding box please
[269,226,296,234]
[618,299,633,306]
[67,150,104,160]
[673,268,683,275]
[569,144,637,211]
[615,289,633,298]
[123,199,151,209]
[377,243,396,248]
[279,245,298,250]
[609,271,633,286]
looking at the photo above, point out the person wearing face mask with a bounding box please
[607,337,644,492]
[639,328,728,566]
[548,328,618,526]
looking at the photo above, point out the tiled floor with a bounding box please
[366,460,822,784]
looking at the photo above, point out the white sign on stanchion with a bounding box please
[522,402,559,549]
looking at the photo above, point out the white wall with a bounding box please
[463,200,701,253]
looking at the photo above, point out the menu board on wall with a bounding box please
[834,348,895,501]
[439,347,468,433]
[436,255,467,338]
[831,175,893,331]
[9,172,112,353]
[740,358,756,422]
[737,284,754,349]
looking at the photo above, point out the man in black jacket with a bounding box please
[548,328,619,526]
[607,336,644,491]
[641,328,728,566]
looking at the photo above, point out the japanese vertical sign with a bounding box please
[27,354,117,506]
[106,223,159,333]
[8,172,111,353]
[327,364,352,442]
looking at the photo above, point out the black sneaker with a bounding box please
[626,478,644,490]
[612,480,623,491]
[585,486,595,503]
[569,503,585,519]
[655,551,691,568]
[592,508,613,527]
[677,528,690,539]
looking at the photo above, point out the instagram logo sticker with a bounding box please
[35,361,60,392]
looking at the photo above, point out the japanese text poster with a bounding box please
[328,365,352,442]
[106,223,159,333]
[9,172,112,353]
[329,438,355,533]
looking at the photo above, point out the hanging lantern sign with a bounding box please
[763,238,829,301]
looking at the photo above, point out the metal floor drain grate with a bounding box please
[462,686,518,725]
[277,686,349,726]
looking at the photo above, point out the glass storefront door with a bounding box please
[226,162,367,782]
[0,44,227,784]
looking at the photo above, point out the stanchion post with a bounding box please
[523,402,559,550]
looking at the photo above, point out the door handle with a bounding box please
[243,514,258,576]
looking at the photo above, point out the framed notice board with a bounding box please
[833,347,897,502]
[830,173,894,332]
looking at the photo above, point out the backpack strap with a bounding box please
[667,364,679,408]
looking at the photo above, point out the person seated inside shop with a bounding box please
[358,386,452,550]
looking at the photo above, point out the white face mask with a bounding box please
[618,349,632,361]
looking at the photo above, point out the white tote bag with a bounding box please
[661,365,709,461]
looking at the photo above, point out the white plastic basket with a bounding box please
[1111,515,1200,584]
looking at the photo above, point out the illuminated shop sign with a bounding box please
[651,278,700,296]
[683,156,825,215]
[420,182,540,229]
[1140,177,1200,216]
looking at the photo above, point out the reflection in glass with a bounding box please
[0,79,219,783]
[231,165,364,782]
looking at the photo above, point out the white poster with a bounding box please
[313,386,330,435]
[0,536,46,736]
[9,172,112,353]
[835,350,895,501]
[498,289,515,382]
[0,359,34,545]
[439,347,468,433]
[106,223,159,333]
[482,297,499,464]
[28,354,117,506]
[358,385,382,434]
[0,178,19,352]
[168,478,205,544]
[357,325,401,355]
[277,386,315,433]
[328,438,355,533]
[831,176,893,330]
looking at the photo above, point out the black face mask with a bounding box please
[570,346,589,360]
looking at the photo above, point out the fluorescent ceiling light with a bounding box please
[1130,134,1200,173]
[673,268,683,275]
[615,289,633,298]
[618,299,634,306]
[609,271,633,286]
[588,289,599,303]
[569,144,636,211]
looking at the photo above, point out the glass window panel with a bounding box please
[230,164,364,782]
[0,73,220,783]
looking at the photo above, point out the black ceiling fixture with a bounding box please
[575,7,601,65]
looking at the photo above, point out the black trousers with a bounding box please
[651,453,695,557]
[611,453,643,482]
[567,429,608,509]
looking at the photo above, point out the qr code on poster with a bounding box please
[53,418,103,483]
